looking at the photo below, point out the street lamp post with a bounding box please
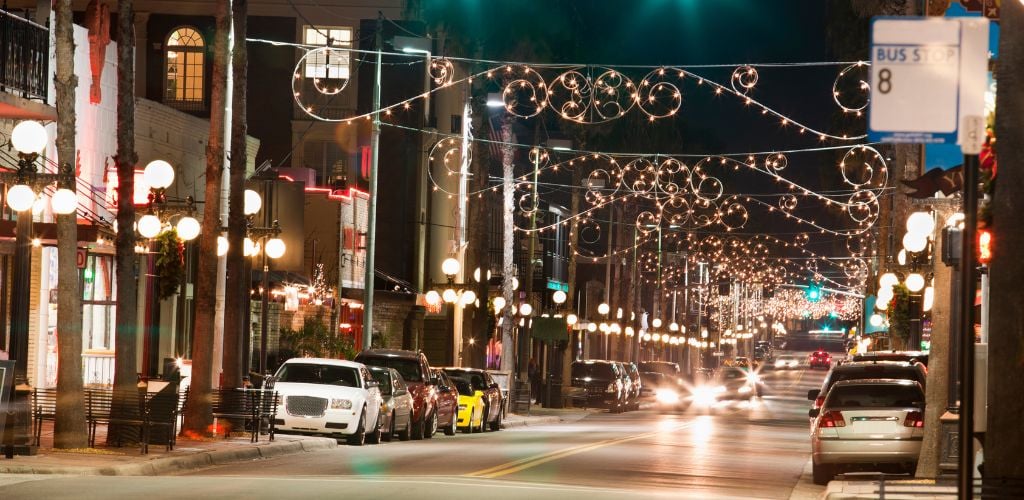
[240,188,285,375]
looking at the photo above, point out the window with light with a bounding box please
[303,26,352,80]
[165,27,205,111]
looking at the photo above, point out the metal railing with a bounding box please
[0,10,48,102]
[850,473,1024,499]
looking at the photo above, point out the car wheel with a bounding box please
[444,411,457,436]
[398,417,412,441]
[347,409,367,446]
[477,409,486,433]
[424,411,437,439]
[812,462,833,486]
[382,412,395,442]
[411,413,425,440]
[489,408,502,432]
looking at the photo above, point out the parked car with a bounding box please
[638,361,682,378]
[810,379,925,484]
[570,360,626,412]
[442,368,503,431]
[368,366,414,442]
[620,362,643,411]
[485,370,511,418]
[851,351,929,368]
[809,350,832,369]
[273,358,383,446]
[429,369,459,436]
[773,354,800,369]
[807,361,928,416]
[354,349,438,440]
[451,377,485,433]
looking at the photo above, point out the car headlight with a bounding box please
[330,398,353,410]
[655,389,679,404]
[747,373,760,383]
[738,385,752,394]
[691,386,719,406]
[774,360,785,367]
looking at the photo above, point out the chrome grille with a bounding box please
[286,395,328,417]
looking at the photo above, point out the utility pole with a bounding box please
[361,14,383,350]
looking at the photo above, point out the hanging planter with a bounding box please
[155,228,185,300]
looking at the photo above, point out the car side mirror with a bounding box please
[366,381,380,389]
[808,408,819,418]
[807,389,820,401]
[438,385,451,393]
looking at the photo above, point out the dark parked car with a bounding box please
[622,362,643,410]
[368,366,414,441]
[851,351,929,367]
[807,361,928,414]
[430,369,459,436]
[442,367,503,431]
[354,349,438,440]
[570,360,626,412]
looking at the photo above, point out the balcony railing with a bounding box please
[0,10,48,102]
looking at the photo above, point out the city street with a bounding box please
[1,366,826,499]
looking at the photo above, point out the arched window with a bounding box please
[164,27,205,111]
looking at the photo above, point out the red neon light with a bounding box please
[278,174,295,182]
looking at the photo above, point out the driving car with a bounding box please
[810,379,925,485]
[273,358,383,446]
[570,360,626,412]
[442,367,503,431]
[619,362,643,411]
[773,354,800,369]
[451,377,485,433]
[354,349,438,440]
[638,361,684,400]
[807,361,928,416]
[429,369,459,436]
[714,366,764,399]
[368,366,414,441]
[809,350,832,369]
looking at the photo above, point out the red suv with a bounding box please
[808,350,832,370]
[355,349,438,440]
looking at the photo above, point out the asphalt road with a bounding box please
[1,363,827,500]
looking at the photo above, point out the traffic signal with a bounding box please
[805,283,822,302]
[978,229,992,265]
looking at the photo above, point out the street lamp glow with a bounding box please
[587,322,597,333]
[869,313,884,327]
[441,257,460,276]
[460,289,476,306]
[923,286,934,312]
[552,290,567,304]
[143,160,175,190]
[6,184,36,212]
[877,286,894,304]
[652,333,661,342]
[902,232,928,253]
[905,273,925,292]
[244,237,260,257]
[473,267,481,282]
[176,216,200,241]
[879,272,899,288]
[442,288,458,303]
[243,189,262,215]
[625,326,634,336]
[492,296,506,312]
[566,313,578,326]
[11,120,47,155]
[906,211,935,236]
[137,214,163,238]
[425,290,441,306]
[701,329,709,339]
[597,303,610,316]
[511,277,520,290]
[50,188,77,215]
[519,303,533,316]
[265,238,286,259]
[652,318,662,328]
[669,322,679,332]
[217,236,229,256]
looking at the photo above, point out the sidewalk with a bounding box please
[788,458,957,500]
[504,404,597,428]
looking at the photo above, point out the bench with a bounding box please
[209,388,279,442]
[31,388,57,446]
[86,388,184,454]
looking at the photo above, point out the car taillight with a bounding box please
[904,411,924,428]
[813,396,825,409]
[819,410,846,428]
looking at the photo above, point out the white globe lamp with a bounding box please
[175,216,200,241]
[597,303,610,316]
[6,184,36,212]
[265,238,286,259]
[566,313,578,326]
[652,318,662,328]
[902,232,928,253]
[460,290,476,306]
[425,290,441,306]
[244,237,259,257]
[552,290,567,304]
[11,120,47,155]
[442,288,458,303]
[905,273,925,292]
[137,214,163,238]
[587,322,597,333]
[519,303,533,316]
[906,212,935,236]
[243,189,262,215]
[217,236,229,256]
[143,160,175,190]
[879,272,899,288]
[492,296,506,312]
[923,286,935,312]
[50,188,77,215]
[441,257,460,277]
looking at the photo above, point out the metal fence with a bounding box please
[0,10,48,102]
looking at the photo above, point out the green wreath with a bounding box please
[154,229,184,300]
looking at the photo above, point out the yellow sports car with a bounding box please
[453,378,485,433]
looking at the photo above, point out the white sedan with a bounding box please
[273,358,384,445]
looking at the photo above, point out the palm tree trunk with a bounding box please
[108,0,140,446]
[182,0,229,436]
[985,0,1024,480]
[222,0,248,390]
[52,0,86,449]
[499,118,516,374]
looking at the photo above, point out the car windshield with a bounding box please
[360,357,422,382]
[825,384,924,408]
[572,362,614,381]
[446,370,488,391]
[276,363,360,387]
[720,369,746,380]
[453,378,473,395]
[639,362,679,375]
[831,366,923,386]
[369,368,393,395]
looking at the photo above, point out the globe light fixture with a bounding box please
[652,333,661,342]
[587,322,597,333]
[473,267,481,282]
[244,237,260,257]
[460,289,477,306]
[442,288,458,303]
[643,333,651,342]
[902,232,928,253]
[898,249,907,266]
[441,257,461,276]
[31,196,46,215]
[137,214,163,238]
[511,277,519,290]
[906,211,935,236]
[876,298,890,311]
[652,318,662,328]
[877,286,894,304]
[11,120,47,155]
[175,216,200,241]
[616,307,623,319]
[242,190,262,216]
[879,272,899,288]
[492,296,506,312]
[625,326,634,336]
[869,313,884,327]
[566,313,578,326]
[50,188,77,215]
[217,236,229,256]
[597,303,610,316]
[6,184,36,212]
[701,329,709,339]
[425,290,441,306]
[669,322,679,332]
[143,160,175,191]
[264,238,286,259]
[519,303,533,316]
[552,290,567,304]
[923,286,935,312]
[905,273,925,292]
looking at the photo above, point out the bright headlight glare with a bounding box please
[329,398,352,410]
[774,360,785,367]
[691,386,718,406]
[655,389,679,404]
[738,385,752,394]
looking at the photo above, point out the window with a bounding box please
[82,254,116,351]
[303,26,352,81]
[165,27,205,111]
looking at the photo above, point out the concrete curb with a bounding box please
[0,437,337,477]
[789,457,826,500]
[501,415,562,429]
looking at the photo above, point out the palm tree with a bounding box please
[182,0,229,436]
[52,0,86,449]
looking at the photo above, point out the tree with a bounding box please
[222,0,248,390]
[986,0,1024,481]
[52,0,87,449]
[182,0,229,436]
[498,117,516,374]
